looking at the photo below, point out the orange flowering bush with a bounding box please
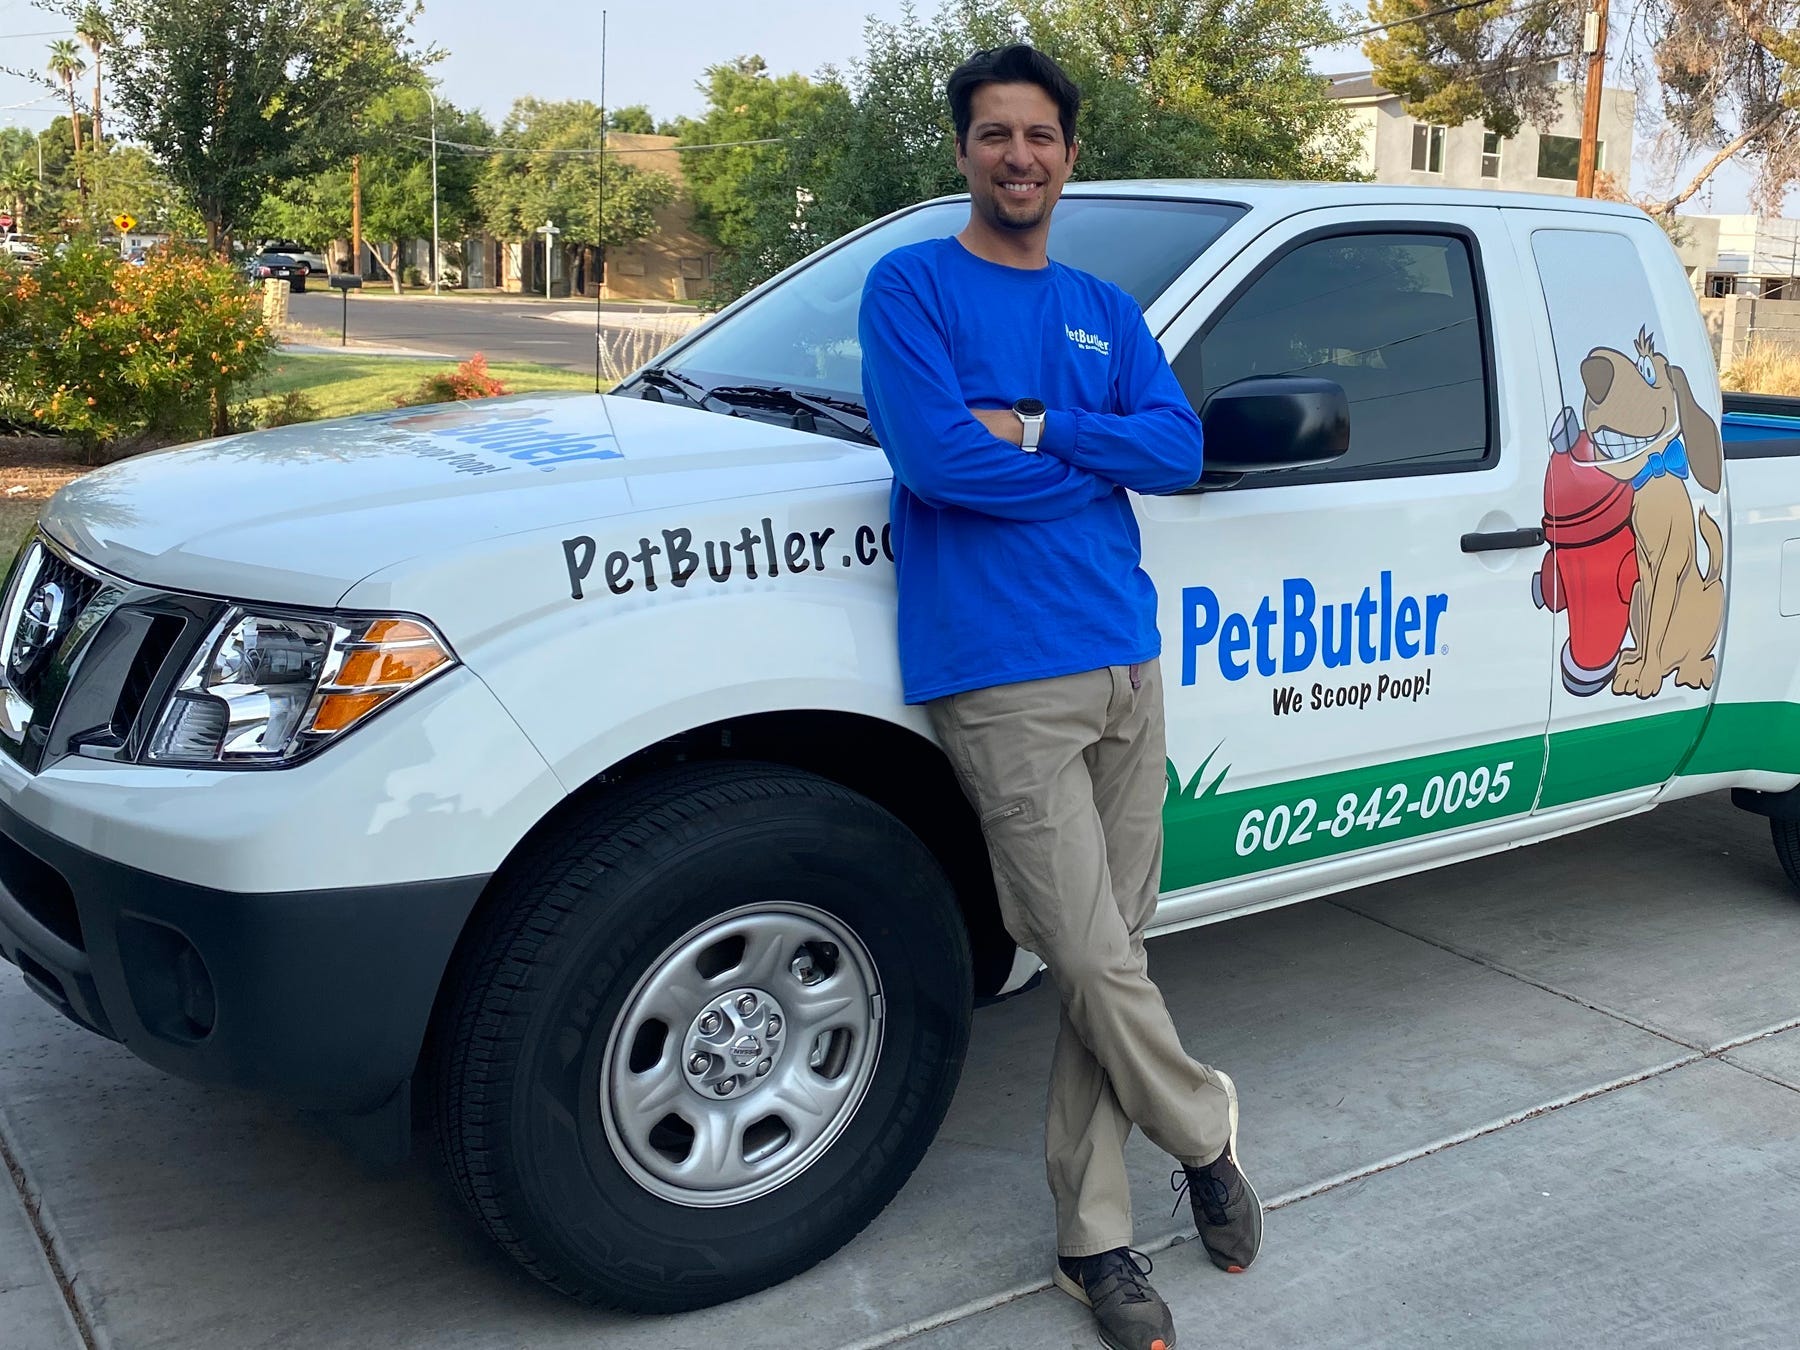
[0,243,275,454]
[398,352,512,406]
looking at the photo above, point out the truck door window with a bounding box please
[1174,230,1493,481]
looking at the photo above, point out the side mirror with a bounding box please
[329,273,363,290]
[1188,376,1350,490]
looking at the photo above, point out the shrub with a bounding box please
[1722,339,1800,397]
[254,391,324,428]
[398,352,511,406]
[404,266,426,288]
[0,243,275,455]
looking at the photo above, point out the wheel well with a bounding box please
[427,711,1013,1073]
[602,711,1015,996]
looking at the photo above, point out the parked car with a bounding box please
[1,236,42,265]
[257,240,329,276]
[243,252,307,293]
[3,183,1800,1315]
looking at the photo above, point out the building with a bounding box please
[460,132,717,302]
[1691,215,1800,299]
[596,132,717,302]
[1326,72,1636,197]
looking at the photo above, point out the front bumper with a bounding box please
[0,789,487,1113]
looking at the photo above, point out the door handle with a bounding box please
[1460,527,1544,553]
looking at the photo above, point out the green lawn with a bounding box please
[252,354,599,420]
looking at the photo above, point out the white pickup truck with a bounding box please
[3,183,1799,1312]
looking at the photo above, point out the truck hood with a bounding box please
[42,392,889,608]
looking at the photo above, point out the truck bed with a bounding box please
[1723,390,1800,455]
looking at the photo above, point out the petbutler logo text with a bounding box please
[1065,325,1110,356]
[1181,573,1448,685]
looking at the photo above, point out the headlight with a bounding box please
[146,609,455,766]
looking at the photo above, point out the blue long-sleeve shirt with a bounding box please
[858,236,1204,703]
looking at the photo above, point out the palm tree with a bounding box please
[1,161,38,230]
[46,40,87,160]
[74,8,116,152]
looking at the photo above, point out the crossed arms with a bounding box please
[858,277,1205,522]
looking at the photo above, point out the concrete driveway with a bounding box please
[3,791,1798,1349]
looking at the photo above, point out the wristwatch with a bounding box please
[1012,398,1047,452]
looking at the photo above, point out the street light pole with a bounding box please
[426,86,441,296]
[536,219,560,300]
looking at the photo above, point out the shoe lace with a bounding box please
[1087,1247,1157,1306]
[1171,1163,1231,1225]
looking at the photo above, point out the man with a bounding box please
[857,44,1263,1350]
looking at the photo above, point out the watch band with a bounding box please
[1013,399,1047,453]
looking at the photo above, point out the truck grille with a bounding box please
[0,543,105,709]
[0,537,227,773]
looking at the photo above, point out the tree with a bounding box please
[669,57,852,257]
[99,0,430,251]
[707,0,1360,300]
[607,104,657,134]
[1363,0,1800,215]
[75,6,117,151]
[2,161,39,230]
[46,39,86,161]
[258,83,493,291]
[474,98,676,287]
[1027,0,1359,180]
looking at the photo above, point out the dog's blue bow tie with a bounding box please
[1630,435,1689,491]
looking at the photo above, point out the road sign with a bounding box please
[113,213,137,233]
[0,214,12,231]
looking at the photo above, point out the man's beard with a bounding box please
[981,187,1049,232]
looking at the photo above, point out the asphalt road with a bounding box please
[3,792,1800,1348]
[285,292,692,372]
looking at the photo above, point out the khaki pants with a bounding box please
[929,660,1233,1256]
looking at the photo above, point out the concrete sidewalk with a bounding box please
[1,792,1797,1348]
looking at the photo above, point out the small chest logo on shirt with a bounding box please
[1065,324,1111,356]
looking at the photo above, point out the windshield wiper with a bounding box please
[635,366,715,408]
[707,384,878,445]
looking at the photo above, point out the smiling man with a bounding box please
[857,44,1263,1350]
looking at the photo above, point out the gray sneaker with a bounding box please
[1053,1248,1176,1350]
[1172,1071,1264,1273]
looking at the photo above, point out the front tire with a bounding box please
[435,763,973,1311]
[1770,817,1800,895]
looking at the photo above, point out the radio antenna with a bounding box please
[594,8,608,394]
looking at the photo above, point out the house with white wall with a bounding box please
[1326,71,1636,197]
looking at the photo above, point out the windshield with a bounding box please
[656,195,1245,407]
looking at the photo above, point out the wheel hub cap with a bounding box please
[683,987,786,1095]
[600,904,885,1207]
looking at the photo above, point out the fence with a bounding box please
[596,312,705,386]
[1701,294,1800,373]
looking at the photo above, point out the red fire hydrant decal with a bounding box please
[1533,407,1638,696]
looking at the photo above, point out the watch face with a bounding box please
[1014,398,1047,418]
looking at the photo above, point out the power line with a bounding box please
[392,133,789,157]
[1306,0,1562,52]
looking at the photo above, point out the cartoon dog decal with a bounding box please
[1533,329,1723,698]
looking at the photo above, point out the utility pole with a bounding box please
[351,153,363,277]
[426,86,440,295]
[1576,0,1609,198]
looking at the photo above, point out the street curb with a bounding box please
[0,1097,111,1350]
[278,342,448,359]
[328,290,706,314]
[543,309,709,331]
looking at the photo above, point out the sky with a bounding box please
[0,0,1771,214]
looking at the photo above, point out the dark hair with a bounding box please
[947,45,1081,153]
